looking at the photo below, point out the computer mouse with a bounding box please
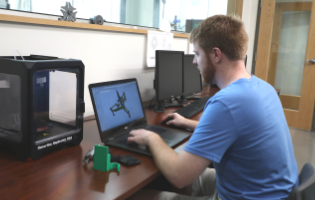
[138,144,147,150]
[161,117,174,126]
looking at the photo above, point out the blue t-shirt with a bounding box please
[184,75,298,200]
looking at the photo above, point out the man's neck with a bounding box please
[215,60,251,89]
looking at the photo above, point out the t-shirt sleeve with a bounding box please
[184,100,238,163]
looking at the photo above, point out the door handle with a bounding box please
[305,59,315,64]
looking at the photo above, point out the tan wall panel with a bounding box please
[255,0,276,81]
[267,4,282,85]
[280,2,312,11]
[227,0,243,18]
[227,0,236,16]
[236,0,244,18]
[280,95,300,110]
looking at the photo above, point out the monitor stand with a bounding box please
[177,95,188,104]
[154,97,183,113]
[154,100,165,112]
[177,95,201,103]
[186,96,201,100]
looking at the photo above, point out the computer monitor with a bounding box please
[182,54,202,101]
[185,19,203,33]
[154,50,184,112]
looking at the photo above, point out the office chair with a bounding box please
[288,163,315,200]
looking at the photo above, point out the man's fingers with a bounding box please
[127,137,134,143]
[166,119,173,125]
[162,113,174,121]
[173,113,182,119]
[130,129,143,135]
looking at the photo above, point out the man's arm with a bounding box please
[128,130,210,188]
[162,113,199,130]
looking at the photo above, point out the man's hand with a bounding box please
[128,128,210,189]
[128,129,158,146]
[162,113,199,130]
[162,113,186,127]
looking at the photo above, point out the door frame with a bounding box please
[255,0,315,130]
[227,0,244,17]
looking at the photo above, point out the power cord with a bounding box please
[145,96,157,109]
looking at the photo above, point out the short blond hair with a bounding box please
[190,15,248,61]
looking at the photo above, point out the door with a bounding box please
[255,0,315,130]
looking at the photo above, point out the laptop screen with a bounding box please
[91,81,145,132]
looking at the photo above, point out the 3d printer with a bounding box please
[0,55,85,160]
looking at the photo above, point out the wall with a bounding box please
[242,0,259,73]
[0,10,189,117]
[0,2,259,117]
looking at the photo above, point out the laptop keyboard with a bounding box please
[116,126,167,146]
[116,136,133,146]
[145,126,166,134]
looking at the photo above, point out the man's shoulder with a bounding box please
[209,83,249,106]
[208,76,279,114]
[215,76,275,98]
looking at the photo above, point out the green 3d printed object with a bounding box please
[93,145,120,172]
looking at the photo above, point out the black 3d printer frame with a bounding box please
[0,55,85,161]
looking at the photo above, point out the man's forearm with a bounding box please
[184,119,199,130]
[147,133,209,189]
[147,134,184,187]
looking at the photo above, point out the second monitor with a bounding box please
[154,50,184,112]
[154,51,203,112]
[181,54,202,102]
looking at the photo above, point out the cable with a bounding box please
[189,92,211,97]
[14,50,25,60]
[146,96,157,109]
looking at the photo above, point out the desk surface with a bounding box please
[0,86,219,200]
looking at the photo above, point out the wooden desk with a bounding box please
[0,86,219,200]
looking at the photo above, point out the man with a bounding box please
[128,15,298,200]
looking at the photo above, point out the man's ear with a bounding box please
[213,48,222,63]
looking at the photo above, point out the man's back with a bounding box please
[185,75,298,199]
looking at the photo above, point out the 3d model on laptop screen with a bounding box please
[91,81,144,132]
[110,90,131,118]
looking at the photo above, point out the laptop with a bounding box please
[89,78,191,156]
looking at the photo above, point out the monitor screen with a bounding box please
[183,54,202,96]
[155,50,184,101]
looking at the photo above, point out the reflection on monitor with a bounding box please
[154,50,184,112]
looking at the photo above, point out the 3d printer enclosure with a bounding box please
[0,55,85,161]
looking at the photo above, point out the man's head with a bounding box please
[190,15,248,85]
[190,15,248,61]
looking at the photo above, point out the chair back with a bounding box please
[288,163,315,200]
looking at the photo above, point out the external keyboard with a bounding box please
[174,95,212,118]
